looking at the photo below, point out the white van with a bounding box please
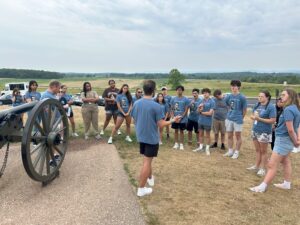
[1,82,29,96]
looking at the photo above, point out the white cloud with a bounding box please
[0,0,299,72]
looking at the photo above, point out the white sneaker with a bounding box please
[72,132,79,137]
[117,130,122,135]
[173,143,179,150]
[231,151,239,159]
[257,168,266,177]
[137,187,153,197]
[273,182,291,190]
[179,144,184,150]
[193,146,203,152]
[247,165,258,171]
[108,137,113,144]
[159,141,163,145]
[223,151,234,157]
[95,134,101,140]
[292,147,300,153]
[205,148,210,156]
[125,136,132,142]
[85,135,89,140]
[147,176,155,187]
[100,130,104,135]
[249,185,266,193]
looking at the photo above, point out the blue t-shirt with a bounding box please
[25,91,41,101]
[252,103,276,134]
[131,98,165,145]
[163,95,172,112]
[170,96,190,123]
[275,105,300,137]
[12,95,24,107]
[132,95,142,104]
[198,98,215,126]
[188,97,202,122]
[41,90,57,100]
[225,93,247,124]
[213,98,228,121]
[116,94,131,113]
[158,102,169,117]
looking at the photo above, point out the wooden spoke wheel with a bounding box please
[21,99,69,183]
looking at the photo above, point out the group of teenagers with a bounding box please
[10,79,300,196]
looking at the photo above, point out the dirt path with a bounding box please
[0,139,145,225]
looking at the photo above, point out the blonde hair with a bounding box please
[284,88,300,110]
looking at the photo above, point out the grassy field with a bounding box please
[1,77,299,97]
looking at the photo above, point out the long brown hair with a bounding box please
[119,84,132,104]
[284,88,300,110]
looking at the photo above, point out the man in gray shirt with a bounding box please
[211,89,228,150]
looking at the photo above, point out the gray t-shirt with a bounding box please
[213,98,228,121]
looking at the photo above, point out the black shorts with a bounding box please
[171,122,186,130]
[140,142,159,157]
[186,119,198,133]
[68,110,74,118]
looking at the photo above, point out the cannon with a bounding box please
[0,98,69,185]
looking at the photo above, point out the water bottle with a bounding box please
[254,110,259,125]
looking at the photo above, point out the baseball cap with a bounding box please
[161,86,167,91]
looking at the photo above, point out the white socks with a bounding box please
[199,144,203,149]
[228,149,233,155]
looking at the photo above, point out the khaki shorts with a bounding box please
[225,119,243,132]
[212,119,225,134]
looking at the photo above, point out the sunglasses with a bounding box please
[137,91,143,94]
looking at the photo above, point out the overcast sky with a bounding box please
[0,0,299,73]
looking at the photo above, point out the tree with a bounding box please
[168,68,185,90]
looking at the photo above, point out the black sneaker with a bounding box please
[210,142,217,148]
[221,143,226,150]
[49,155,61,167]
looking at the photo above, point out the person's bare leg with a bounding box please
[139,157,153,187]
[221,133,225,144]
[235,132,242,151]
[188,131,192,144]
[159,127,164,142]
[253,140,261,168]
[282,155,292,182]
[205,130,211,145]
[69,117,76,133]
[214,133,219,144]
[111,117,124,137]
[259,142,269,169]
[125,116,131,136]
[227,132,233,149]
[263,152,283,185]
[174,129,179,143]
[103,113,112,130]
[180,130,184,144]
[199,129,204,145]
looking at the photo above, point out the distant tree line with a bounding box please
[0,68,64,79]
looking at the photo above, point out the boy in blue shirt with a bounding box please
[170,85,190,150]
[187,88,202,146]
[193,88,215,155]
[223,80,247,159]
[131,80,181,197]
[161,87,172,139]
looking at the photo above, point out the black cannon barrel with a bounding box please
[0,101,37,120]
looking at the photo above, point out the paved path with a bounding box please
[0,140,145,225]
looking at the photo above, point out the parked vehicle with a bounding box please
[71,93,105,107]
[0,94,12,105]
[1,82,29,96]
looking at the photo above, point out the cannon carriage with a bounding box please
[0,98,69,185]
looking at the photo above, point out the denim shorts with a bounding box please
[273,136,294,156]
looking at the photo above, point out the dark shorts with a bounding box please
[68,110,74,118]
[198,124,212,131]
[117,112,125,118]
[171,122,186,130]
[186,119,199,133]
[140,142,159,157]
[105,108,118,116]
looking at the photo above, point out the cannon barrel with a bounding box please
[0,101,37,121]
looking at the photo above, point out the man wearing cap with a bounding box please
[161,87,172,139]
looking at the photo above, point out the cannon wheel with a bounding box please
[21,99,69,183]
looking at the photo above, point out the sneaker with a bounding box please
[223,151,234,157]
[231,151,239,159]
[85,135,89,140]
[249,185,266,193]
[159,141,163,145]
[137,187,153,197]
[179,144,184,150]
[205,148,210,156]
[125,136,132,142]
[117,130,122,135]
[273,183,291,190]
[147,176,155,187]
[95,134,102,140]
[221,143,226,150]
[108,137,113,144]
[247,165,258,171]
[193,146,203,152]
[257,168,266,177]
[49,155,61,167]
[292,147,300,153]
[210,142,217,148]
[100,130,104,135]
[173,143,179,150]
[72,132,79,137]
